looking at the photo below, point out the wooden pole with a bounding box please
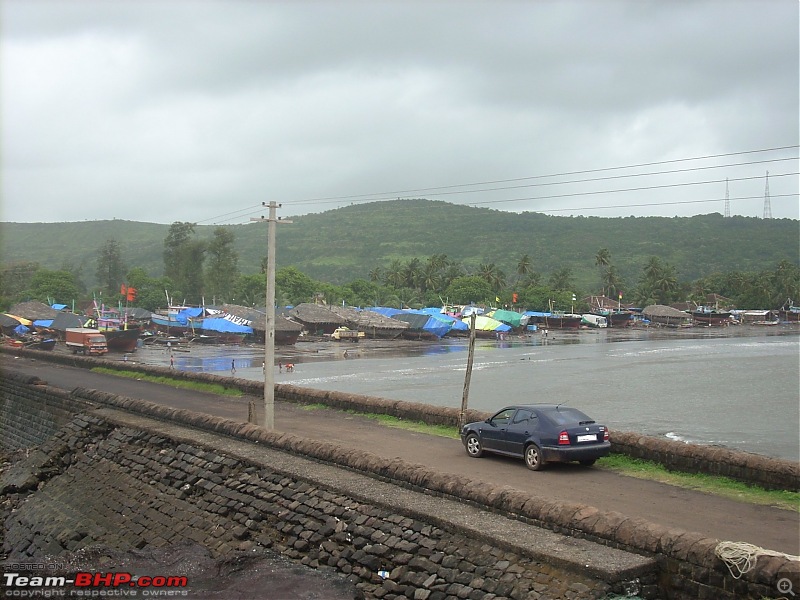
[459,312,477,430]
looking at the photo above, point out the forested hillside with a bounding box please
[1,199,797,292]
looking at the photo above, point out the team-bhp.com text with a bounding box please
[3,572,188,597]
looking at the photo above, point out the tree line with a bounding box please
[2,221,798,314]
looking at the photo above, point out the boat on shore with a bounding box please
[691,307,734,327]
[86,301,142,353]
[543,313,584,329]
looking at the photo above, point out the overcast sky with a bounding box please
[2,0,798,224]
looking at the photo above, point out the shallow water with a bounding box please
[134,327,800,461]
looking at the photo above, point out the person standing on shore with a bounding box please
[231,359,236,375]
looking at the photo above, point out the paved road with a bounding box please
[3,353,798,555]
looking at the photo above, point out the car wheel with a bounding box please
[465,433,483,458]
[524,444,544,471]
[579,459,596,467]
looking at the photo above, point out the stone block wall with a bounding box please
[4,413,621,599]
[1,371,93,450]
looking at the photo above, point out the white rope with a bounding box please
[715,541,800,579]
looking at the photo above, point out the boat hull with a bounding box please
[542,315,583,329]
[101,328,141,353]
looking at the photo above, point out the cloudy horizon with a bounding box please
[2,0,798,224]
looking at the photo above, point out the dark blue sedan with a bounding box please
[460,404,611,470]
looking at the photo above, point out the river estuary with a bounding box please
[134,326,800,461]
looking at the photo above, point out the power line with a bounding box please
[462,172,799,208]
[534,192,798,214]
[196,145,799,224]
[283,144,799,206]
[347,157,798,204]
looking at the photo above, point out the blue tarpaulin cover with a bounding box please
[200,318,253,334]
[34,319,54,328]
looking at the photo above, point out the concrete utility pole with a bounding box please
[250,202,291,429]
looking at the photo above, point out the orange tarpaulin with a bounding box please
[4,314,32,326]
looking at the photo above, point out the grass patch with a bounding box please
[91,367,242,397]
[299,404,460,439]
[598,454,799,512]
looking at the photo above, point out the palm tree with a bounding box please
[384,259,405,289]
[516,254,532,279]
[595,248,611,270]
[548,266,574,291]
[602,265,622,299]
[477,263,505,290]
[441,264,465,289]
[643,257,662,283]
[595,248,611,296]
[418,262,441,294]
[400,258,421,289]
[654,264,678,304]
[428,254,449,272]
[520,271,542,288]
[368,267,383,283]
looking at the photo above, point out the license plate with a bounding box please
[577,434,597,442]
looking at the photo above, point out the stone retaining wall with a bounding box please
[3,368,797,599]
[4,413,632,599]
[0,372,93,450]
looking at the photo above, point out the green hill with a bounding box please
[1,199,797,291]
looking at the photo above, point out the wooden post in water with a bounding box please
[459,312,478,431]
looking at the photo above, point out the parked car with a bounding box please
[460,404,610,470]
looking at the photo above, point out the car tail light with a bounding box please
[603,427,609,442]
[558,431,570,445]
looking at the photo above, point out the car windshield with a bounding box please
[540,407,593,426]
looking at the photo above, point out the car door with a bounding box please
[480,408,515,452]
[504,408,535,457]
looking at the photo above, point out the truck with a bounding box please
[330,327,366,342]
[65,328,109,355]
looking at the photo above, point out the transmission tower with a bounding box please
[763,171,772,219]
[724,178,730,218]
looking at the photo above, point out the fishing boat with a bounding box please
[90,302,141,353]
[542,313,584,329]
[690,307,734,327]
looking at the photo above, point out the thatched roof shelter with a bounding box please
[219,304,303,334]
[7,301,60,321]
[327,305,409,333]
[0,314,21,328]
[642,304,692,326]
[287,303,351,335]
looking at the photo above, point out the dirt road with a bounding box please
[3,353,798,555]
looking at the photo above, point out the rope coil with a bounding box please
[715,541,800,579]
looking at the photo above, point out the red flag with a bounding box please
[120,284,127,295]
[126,287,137,302]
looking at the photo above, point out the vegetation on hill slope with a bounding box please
[1,199,797,311]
